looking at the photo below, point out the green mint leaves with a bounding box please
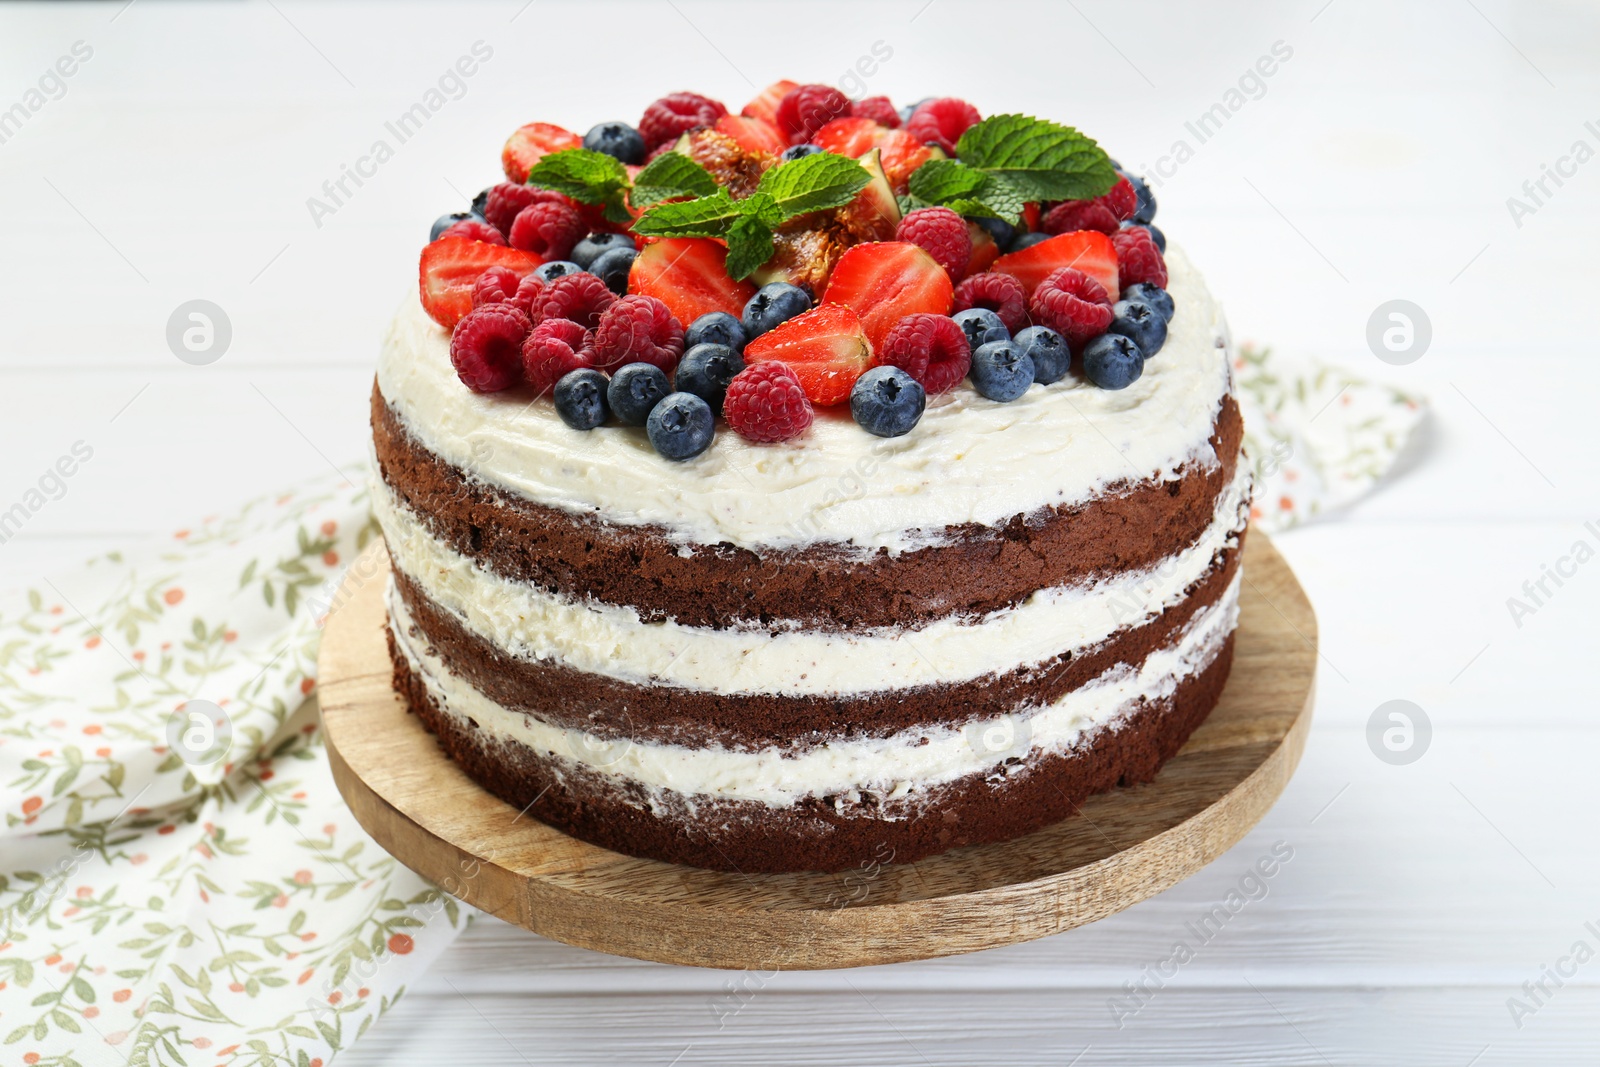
[901,114,1116,222]
[633,151,870,279]
[629,152,719,209]
[523,149,634,223]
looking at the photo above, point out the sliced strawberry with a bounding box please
[714,114,788,157]
[1022,202,1042,232]
[875,128,934,194]
[501,122,582,183]
[813,117,883,159]
[419,238,542,329]
[992,230,1120,302]
[741,80,800,126]
[965,222,1001,278]
[742,303,870,406]
[821,241,954,352]
[627,238,757,328]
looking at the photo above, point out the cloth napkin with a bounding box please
[0,353,1425,1064]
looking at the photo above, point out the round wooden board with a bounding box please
[318,531,1315,971]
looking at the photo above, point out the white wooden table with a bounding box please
[3,1,1596,1062]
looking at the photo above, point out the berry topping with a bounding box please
[713,114,789,156]
[674,343,745,413]
[742,302,871,406]
[532,260,583,285]
[992,230,1120,302]
[1081,333,1144,390]
[449,303,531,393]
[483,182,561,235]
[647,392,716,460]
[1107,299,1168,357]
[874,313,972,395]
[592,294,685,372]
[438,218,507,245]
[508,200,587,261]
[1099,175,1140,221]
[639,92,729,150]
[1030,267,1114,349]
[573,232,635,270]
[471,265,524,309]
[419,237,541,329]
[529,271,616,330]
[724,362,814,443]
[853,96,902,129]
[780,143,823,163]
[685,311,746,354]
[502,122,582,184]
[589,246,638,295]
[1123,219,1166,252]
[553,368,610,429]
[953,271,1029,334]
[628,238,758,328]
[970,340,1034,402]
[742,282,813,340]
[821,241,955,352]
[1126,172,1157,223]
[1111,226,1168,290]
[904,97,981,154]
[607,362,672,426]
[851,365,926,439]
[522,318,594,395]
[951,307,1009,350]
[741,80,800,126]
[775,84,853,145]
[583,121,647,165]
[1122,282,1174,323]
[1014,325,1070,384]
[813,116,882,158]
[511,274,544,316]
[1041,199,1120,236]
[895,206,972,280]
[431,211,478,242]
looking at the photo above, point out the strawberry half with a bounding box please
[992,230,1120,302]
[821,241,954,352]
[419,238,542,329]
[627,238,757,328]
[812,120,931,195]
[501,122,582,183]
[741,80,800,126]
[875,128,933,194]
[742,303,870,406]
[813,117,882,159]
[715,114,788,156]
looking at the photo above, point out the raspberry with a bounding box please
[522,318,593,395]
[895,207,972,280]
[1042,199,1120,236]
[876,313,972,395]
[484,182,571,235]
[905,97,981,154]
[775,84,853,145]
[528,271,615,329]
[953,272,1029,335]
[510,273,544,316]
[724,362,814,443]
[852,95,901,129]
[1100,175,1139,222]
[508,201,586,261]
[1030,267,1114,349]
[639,92,728,150]
[438,218,506,245]
[591,294,685,372]
[471,266,523,308]
[1112,226,1168,289]
[449,303,530,393]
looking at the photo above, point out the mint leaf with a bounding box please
[954,114,1116,202]
[632,188,743,237]
[724,216,775,281]
[525,148,633,222]
[905,160,1026,222]
[755,151,871,217]
[630,153,718,209]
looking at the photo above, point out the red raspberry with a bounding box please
[905,98,981,154]
[1099,175,1139,222]
[776,84,853,145]
[953,272,1029,335]
[852,95,901,129]
[1042,199,1119,236]
[639,92,728,150]
[438,218,506,245]
[591,294,685,373]
[521,318,593,395]
[895,207,972,280]
[724,362,814,443]
[508,200,586,261]
[1030,267,1113,349]
[876,313,972,395]
[484,182,571,235]
[510,273,544,316]
[1112,226,1168,289]
[471,265,523,308]
[449,303,530,393]
[528,272,615,329]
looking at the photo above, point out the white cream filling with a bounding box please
[390,570,1240,810]
[376,244,1234,554]
[373,458,1250,697]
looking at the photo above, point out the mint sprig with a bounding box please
[523,148,633,223]
[630,152,719,209]
[901,114,1116,222]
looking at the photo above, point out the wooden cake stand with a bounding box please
[318,532,1315,970]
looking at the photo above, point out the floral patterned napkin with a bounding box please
[0,352,1425,1065]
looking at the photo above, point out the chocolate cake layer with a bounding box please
[371,382,1243,632]
[389,626,1235,873]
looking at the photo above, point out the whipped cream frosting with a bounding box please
[376,244,1234,554]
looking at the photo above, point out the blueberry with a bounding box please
[607,363,671,426]
[970,216,1017,249]
[583,121,646,165]
[780,143,823,163]
[647,392,716,460]
[850,366,926,438]
[1123,282,1175,323]
[970,340,1035,402]
[1014,325,1070,385]
[1121,219,1166,252]
[951,308,1009,350]
[572,232,635,270]
[430,211,478,242]
[1124,172,1157,223]
[674,343,745,413]
[471,187,490,218]
[1107,300,1167,358]
[1082,334,1144,390]
[533,260,583,284]
[1007,231,1052,253]
[554,369,609,429]
[685,311,747,354]
[589,247,637,295]
[742,282,812,338]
